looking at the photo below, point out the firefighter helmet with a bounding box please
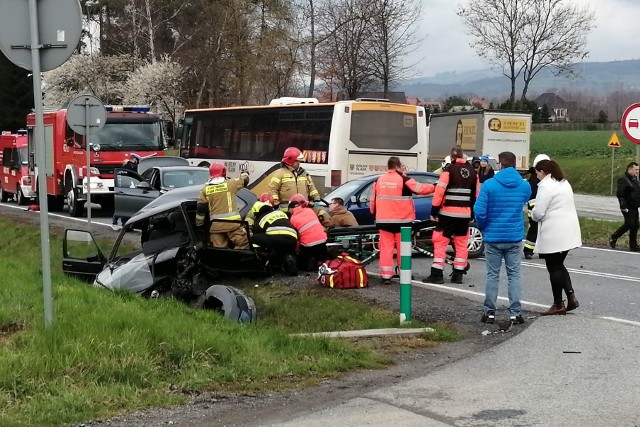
[259,193,275,206]
[533,154,550,167]
[282,147,304,166]
[288,193,307,208]
[441,155,452,169]
[209,162,226,178]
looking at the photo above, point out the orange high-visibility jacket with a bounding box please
[370,170,435,227]
[432,159,479,219]
[290,206,327,247]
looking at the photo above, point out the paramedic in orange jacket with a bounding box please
[424,147,479,285]
[370,157,435,284]
[289,194,328,271]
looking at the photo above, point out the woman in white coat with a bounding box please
[531,159,582,315]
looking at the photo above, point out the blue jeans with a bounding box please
[483,242,523,316]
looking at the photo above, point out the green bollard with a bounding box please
[399,227,412,323]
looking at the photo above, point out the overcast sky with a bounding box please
[412,0,640,77]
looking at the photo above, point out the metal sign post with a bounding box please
[0,0,82,328]
[67,95,107,228]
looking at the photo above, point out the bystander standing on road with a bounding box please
[474,152,531,324]
[531,159,581,316]
[609,161,640,251]
[476,156,495,184]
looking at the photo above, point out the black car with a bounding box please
[114,156,210,220]
[62,186,261,322]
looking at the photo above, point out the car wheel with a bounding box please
[0,185,8,203]
[467,225,484,258]
[16,187,27,205]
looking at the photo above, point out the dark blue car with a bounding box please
[324,172,484,257]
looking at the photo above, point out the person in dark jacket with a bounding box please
[523,154,550,258]
[474,151,531,324]
[477,156,495,183]
[610,162,640,251]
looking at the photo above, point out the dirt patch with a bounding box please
[0,322,24,336]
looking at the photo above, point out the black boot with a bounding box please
[609,235,617,249]
[450,269,464,284]
[423,267,444,284]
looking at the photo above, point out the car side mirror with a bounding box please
[136,181,152,190]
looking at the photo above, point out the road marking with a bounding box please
[0,202,112,228]
[577,246,640,255]
[521,261,640,283]
[598,316,640,327]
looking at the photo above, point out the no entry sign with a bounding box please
[622,103,640,145]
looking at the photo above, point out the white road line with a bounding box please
[521,261,640,283]
[598,317,640,327]
[578,246,640,255]
[0,202,112,228]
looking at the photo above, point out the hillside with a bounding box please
[397,59,640,100]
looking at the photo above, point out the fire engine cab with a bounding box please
[26,105,166,216]
[0,130,36,205]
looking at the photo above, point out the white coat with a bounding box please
[531,175,582,254]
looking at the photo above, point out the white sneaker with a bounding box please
[111,224,121,231]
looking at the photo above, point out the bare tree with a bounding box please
[365,0,423,97]
[458,0,533,109]
[519,0,595,103]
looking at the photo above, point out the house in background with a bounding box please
[534,93,571,122]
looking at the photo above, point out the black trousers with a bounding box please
[252,234,297,263]
[524,218,538,254]
[611,209,639,248]
[298,243,327,271]
[540,250,574,304]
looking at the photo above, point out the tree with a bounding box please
[0,54,33,132]
[458,0,595,108]
[539,103,551,123]
[519,0,595,103]
[365,0,423,97]
[458,0,532,109]
[443,96,469,112]
[597,110,608,124]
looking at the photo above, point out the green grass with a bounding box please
[0,217,453,427]
[531,130,638,158]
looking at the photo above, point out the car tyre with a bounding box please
[16,187,26,205]
[467,225,484,258]
[67,184,85,217]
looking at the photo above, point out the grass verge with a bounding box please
[0,216,454,427]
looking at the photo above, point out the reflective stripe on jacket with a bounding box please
[290,205,327,247]
[256,209,298,240]
[432,159,478,219]
[370,170,435,227]
[195,177,245,228]
[268,165,320,206]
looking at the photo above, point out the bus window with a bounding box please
[350,110,417,150]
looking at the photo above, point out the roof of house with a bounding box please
[535,93,569,109]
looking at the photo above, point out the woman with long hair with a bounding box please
[531,159,582,315]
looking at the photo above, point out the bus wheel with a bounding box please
[0,185,8,203]
[16,187,27,205]
[67,185,85,217]
[198,161,210,168]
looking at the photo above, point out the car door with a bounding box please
[114,168,161,219]
[62,229,106,282]
[350,181,376,225]
[408,173,439,221]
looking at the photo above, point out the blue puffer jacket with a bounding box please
[474,167,531,243]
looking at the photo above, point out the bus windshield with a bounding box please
[350,110,418,150]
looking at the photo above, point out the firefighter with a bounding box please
[524,154,550,259]
[289,193,327,271]
[268,147,321,210]
[370,156,436,284]
[246,192,275,229]
[250,201,299,275]
[424,146,478,285]
[195,162,250,249]
[122,153,141,172]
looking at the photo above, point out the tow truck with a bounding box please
[26,105,166,216]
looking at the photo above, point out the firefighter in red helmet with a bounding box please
[268,147,321,211]
[370,156,435,284]
[423,147,478,285]
[196,162,250,248]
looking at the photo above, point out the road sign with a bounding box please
[608,132,621,149]
[0,0,82,71]
[622,103,640,145]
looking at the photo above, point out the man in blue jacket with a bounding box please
[474,151,531,325]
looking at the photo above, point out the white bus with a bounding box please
[178,98,429,196]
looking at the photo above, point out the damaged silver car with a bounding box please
[62,187,267,323]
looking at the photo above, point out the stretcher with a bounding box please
[326,220,454,267]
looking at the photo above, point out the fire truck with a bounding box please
[26,105,166,216]
[0,130,36,205]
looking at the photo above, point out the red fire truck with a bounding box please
[26,105,166,216]
[0,130,36,205]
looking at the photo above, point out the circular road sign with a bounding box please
[66,94,107,136]
[622,103,640,145]
[0,0,82,72]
